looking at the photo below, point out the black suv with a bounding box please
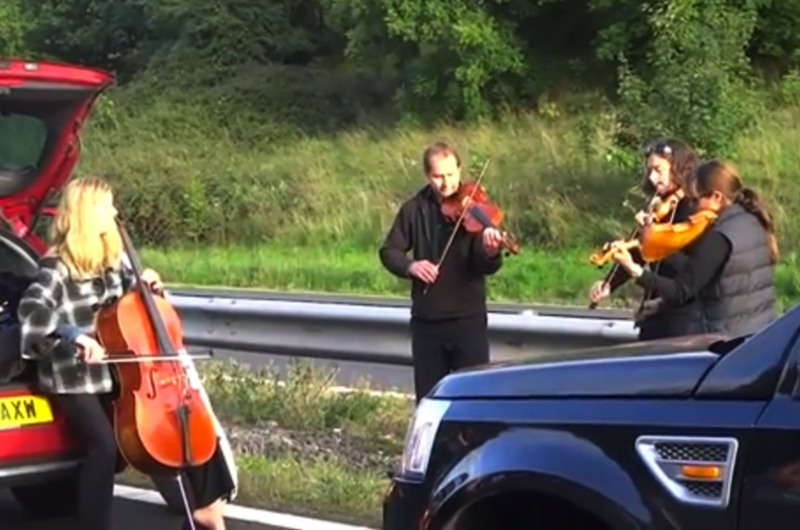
[382,303,800,529]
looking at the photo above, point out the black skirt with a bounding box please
[103,374,236,510]
[179,440,236,509]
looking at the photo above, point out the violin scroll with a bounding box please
[589,239,639,267]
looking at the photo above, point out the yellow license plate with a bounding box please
[0,395,54,430]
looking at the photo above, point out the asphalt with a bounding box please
[0,489,281,530]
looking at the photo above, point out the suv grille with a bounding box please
[636,435,738,508]
[653,442,730,463]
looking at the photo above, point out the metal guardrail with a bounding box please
[166,287,640,366]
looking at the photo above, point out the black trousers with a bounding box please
[50,393,117,530]
[410,313,490,403]
[51,390,233,530]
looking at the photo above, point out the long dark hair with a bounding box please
[695,159,779,264]
[641,138,699,197]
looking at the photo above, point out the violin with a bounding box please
[636,208,718,261]
[421,159,519,295]
[440,181,521,256]
[587,189,686,310]
[94,219,217,530]
[589,189,685,267]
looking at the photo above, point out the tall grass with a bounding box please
[62,92,800,306]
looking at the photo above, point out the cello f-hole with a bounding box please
[146,366,158,399]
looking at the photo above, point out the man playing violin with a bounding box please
[588,138,703,340]
[379,141,504,402]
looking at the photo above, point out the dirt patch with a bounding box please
[224,420,400,473]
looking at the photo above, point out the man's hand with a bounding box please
[482,228,503,256]
[408,260,439,284]
[75,334,107,363]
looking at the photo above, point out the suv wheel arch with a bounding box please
[440,489,613,530]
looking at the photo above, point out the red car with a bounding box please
[0,58,173,518]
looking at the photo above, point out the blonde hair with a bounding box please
[47,176,124,278]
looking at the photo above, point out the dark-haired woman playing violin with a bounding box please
[589,137,703,340]
[378,141,504,403]
[609,159,778,337]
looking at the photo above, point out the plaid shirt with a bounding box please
[17,255,137,394]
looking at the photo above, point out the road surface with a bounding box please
[0,490,269,530]
[1,485,375,530]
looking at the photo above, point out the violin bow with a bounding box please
[422,158,491,295]
[591,191,658,309]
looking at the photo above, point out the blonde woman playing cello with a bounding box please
[17,177,237,530]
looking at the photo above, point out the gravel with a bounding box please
[223,421,401,473]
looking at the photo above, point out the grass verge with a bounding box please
[119,455,388,527]
[141,243,800,312]
[66,96,800,311]
[115,359,413,527]
[82,97,800,261]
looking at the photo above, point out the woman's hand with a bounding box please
[75,334,106,363]
[635,210,652,226]
[610,245,644,278]
[141,268,164,294]
[589,280,610,303]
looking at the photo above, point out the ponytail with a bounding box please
[736,187,779,264]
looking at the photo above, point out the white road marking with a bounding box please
[328,385,412,399]
[113,484,378,530]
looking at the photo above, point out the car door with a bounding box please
[738,335,800,529]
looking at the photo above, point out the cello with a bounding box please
[95,219,218,530]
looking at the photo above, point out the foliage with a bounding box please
[6,0,800,254]
[614,0,764,155]
[6,0,800,137]
[72,105,800,310]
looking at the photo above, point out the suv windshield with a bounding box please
[0,113,47,172]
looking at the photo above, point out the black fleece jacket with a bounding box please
[378,185,503,321]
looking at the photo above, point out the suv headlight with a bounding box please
[397,398,451,481]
